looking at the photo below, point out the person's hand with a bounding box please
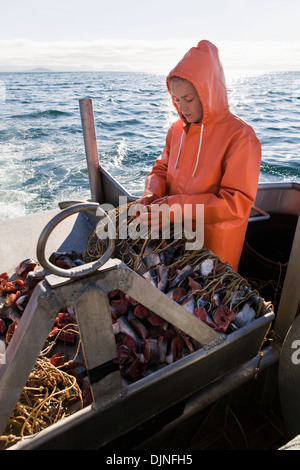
[135,193,159,207]
[131,193,159,220]
[138,196,170,230]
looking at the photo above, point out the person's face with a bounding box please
[170,79,203,124]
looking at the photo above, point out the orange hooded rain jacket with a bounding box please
[142,40,261,271]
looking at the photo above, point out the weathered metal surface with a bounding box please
[79,98,104,203]
[36,202,115,279]
[253,182,300,216]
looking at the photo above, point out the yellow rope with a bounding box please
[2,326,83,447]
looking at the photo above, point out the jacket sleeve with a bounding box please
[141,126,172,199]
[156,131,261,225]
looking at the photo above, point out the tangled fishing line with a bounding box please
[82,202,272,318]
[1,326,83,448]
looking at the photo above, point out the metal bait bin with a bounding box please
[0,201,274,450]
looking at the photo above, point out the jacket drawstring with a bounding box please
[174,130,184,169]
[174,125,204,177]
[192,123,204,177]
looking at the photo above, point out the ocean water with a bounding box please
[0,70,299,221]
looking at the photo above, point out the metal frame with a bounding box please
[0,257,225,438]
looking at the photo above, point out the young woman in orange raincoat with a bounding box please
[137,40,261,272]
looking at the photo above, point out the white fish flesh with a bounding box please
[200,259,214,276]
[232,303,256,328]
[181,295,195,314]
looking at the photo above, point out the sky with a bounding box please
[0,0,300,75]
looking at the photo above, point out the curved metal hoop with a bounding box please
[37,202,115,278]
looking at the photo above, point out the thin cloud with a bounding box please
[219,40,300,73]
[0,38,299,75]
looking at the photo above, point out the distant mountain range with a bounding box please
[26,67,53,72]
[0,65,134,73]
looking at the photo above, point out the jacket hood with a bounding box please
[167,40,229,125]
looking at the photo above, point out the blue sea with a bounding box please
[0,70,299,221]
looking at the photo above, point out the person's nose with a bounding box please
[178,100,187,113]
